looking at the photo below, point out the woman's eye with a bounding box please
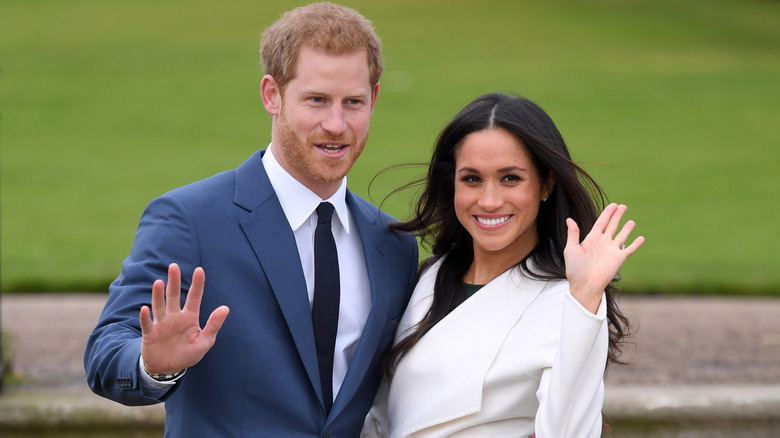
[461,175,480,183]
[502,174,521,182]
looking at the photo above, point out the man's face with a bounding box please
[271,47,378,198]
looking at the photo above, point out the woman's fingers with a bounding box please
[565,217,581,248]
[623,235,646,256]
[604,204,628,240]
[613,219,636,249]
[591,203,618,234]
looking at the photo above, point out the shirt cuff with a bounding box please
[138,355,184,388]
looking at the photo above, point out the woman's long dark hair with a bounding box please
[386,93,630,373]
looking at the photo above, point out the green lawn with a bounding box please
[2,0,779,294]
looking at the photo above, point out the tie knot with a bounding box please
[316,202,335,225]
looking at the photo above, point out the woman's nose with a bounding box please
[478,184,503,210]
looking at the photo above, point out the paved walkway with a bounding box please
[1,293,780,432]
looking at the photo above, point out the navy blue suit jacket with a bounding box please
[85,150,419,437]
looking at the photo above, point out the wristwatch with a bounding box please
[141,356,186,382]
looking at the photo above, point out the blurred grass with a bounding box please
[1,0,779,294]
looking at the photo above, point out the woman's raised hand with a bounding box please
[563,204,645,313]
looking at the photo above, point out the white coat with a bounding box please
[362,258,608,437]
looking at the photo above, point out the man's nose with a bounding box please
[321,105,347,136]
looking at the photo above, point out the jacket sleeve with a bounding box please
[84,193,201,406]
[534,291,608,438]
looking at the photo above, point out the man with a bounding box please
[84,3,419,437]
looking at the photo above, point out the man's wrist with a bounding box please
[140,355,186,382]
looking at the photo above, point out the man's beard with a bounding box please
[275,108,367,184]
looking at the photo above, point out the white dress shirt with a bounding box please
[140,145,372,401]
[262,145,371,400]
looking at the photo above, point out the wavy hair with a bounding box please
[386,93,629,372]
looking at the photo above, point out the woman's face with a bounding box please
[453,128,550,262]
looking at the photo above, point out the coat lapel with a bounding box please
[234,151,322,402]
[330,192,391,416]
[389,261,549,437]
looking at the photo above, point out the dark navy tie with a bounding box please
[312,202,339,414]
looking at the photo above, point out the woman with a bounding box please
[362,93,644,437]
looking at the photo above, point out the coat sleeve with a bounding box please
[534,290,608,438]
[84,193,201,406]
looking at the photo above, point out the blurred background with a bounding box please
[2,0,779,295]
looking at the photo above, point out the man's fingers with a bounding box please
[183,267,206,313]
[151,279,166,319]
[202,306,230,343]
[166,263,182,312]
[139,305,153,335]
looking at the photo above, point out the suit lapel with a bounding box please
[235,154,397,417]
[330,192,390,416]
[234,151,321,401]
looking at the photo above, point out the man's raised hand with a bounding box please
[139,263,230,374]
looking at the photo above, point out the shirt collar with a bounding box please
[262,144,350,233]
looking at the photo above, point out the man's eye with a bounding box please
[312,97,324,103]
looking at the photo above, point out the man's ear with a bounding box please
[369,82,380,114]
[260,75,281,115]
